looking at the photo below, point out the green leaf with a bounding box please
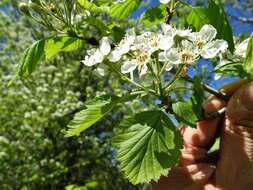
[66,97,114,137]
[207,0,235,53]
[187,7,209,31]
[191,76,205,120]
[78,0,102,12]
[109,0,141,20]
[18,39,45,77]
[172,101,197,128]
[19,36,84,77]
[85,17,110,35]
[187,0,235,52]
[244,35,253,79]
[141,5,167,26]
[113,110,183,184]
[44,36,84,60]
[215,61,246,78]
[66,94,138,137]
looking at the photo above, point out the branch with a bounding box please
[181,74,230,102]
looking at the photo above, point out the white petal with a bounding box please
[108,50,122,62]
[81,56,97,66]
[235,38,249,58]
[158,36,174,50]
[201,40,228,59]
[96,68,105,76]
[158,51,168,62]
[181,40,194,49]
[159,0,170,4]
[161,23,174,35]
[166,48,181,64]
[93,50,104,63]
[121,60,138,74]
[139,64,148,77]
[199,24,217,42]
[176,29,192,37]
[99,37,111,55]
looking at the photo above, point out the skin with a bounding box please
[152,80,253,190]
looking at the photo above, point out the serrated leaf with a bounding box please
[141,4,167,26]
[66,94,138,137]
[244,35,253,79]
[172,101,197,128]
[66,98,114,137]
[109,0,141,20]
[44,36,84,60]
[113,110,183,184]
[18,39,45,77]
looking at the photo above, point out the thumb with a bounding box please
[215,82,253,190]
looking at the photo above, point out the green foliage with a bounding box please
[141,5,167,26]
[109,0,141,19]
[66,97,114,137]
[19,39,45,76]
[187,0,235,52]
[113,110,183,184]
[78,0,102,13]
[244,35,253,79]
[19,36,84,77]
[44,37,84,60]
[173,101,197,128]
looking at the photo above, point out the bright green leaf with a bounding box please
[244,35,253,79]
[18,39,45,77]
[44,36,84,60]
[109,0,141,20]
[78,0,102,12]
[66,94,138,137]
[172,101,197,128]
[65,98,114,137]
[187,7,209,31]
[141,4,167,26]
[113,110,183,184]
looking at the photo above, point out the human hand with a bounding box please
[152,80,253,190]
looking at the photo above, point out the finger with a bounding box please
[152,164,216,190]
[215,82,253,190]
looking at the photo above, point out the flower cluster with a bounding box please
[81,24,228,77]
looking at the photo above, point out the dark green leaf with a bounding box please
[85,17,110,35]
[172,101,197,128]
[113,110,183,184]
[109,0,141,20]
[207,0,234,52]
[141,5,167,26]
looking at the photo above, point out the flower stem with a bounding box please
[105,62,158,96]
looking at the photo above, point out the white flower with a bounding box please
[159,40,199,66]
[235,38,249,58]
[108,35,135,62]
[81,37,111,66]
[159,0,171,4]
[189,24,228,59]
[121,50,151,76]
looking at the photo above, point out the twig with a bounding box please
[204,107,227,120]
